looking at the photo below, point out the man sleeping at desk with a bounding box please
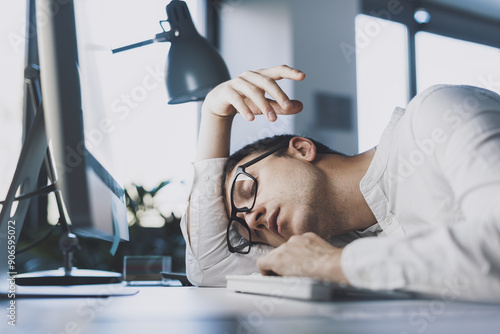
[179,65,500,302]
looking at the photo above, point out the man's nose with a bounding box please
[243,205,266,230]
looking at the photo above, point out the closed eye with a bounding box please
[250,181,256,197]
[235,178,253,197]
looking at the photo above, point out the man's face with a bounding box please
[225,151,349,248]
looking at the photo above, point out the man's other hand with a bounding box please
[256,232,349,284]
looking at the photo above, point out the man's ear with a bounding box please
[288,137,317,162]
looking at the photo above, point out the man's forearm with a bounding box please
[188,112,233,238]
[196,112,234,161]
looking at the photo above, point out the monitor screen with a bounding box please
[0,0,129,293]
[37,0,129,243]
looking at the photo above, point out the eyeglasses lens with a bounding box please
[228,219,251,253]
[232,173,256,210]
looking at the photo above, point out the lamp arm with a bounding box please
[111,31,173,54]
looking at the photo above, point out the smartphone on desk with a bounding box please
[161,272,193,286]
[123,256,191,286]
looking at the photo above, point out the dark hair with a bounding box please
[221,134,344,213]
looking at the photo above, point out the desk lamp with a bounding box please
[112,0,230,104]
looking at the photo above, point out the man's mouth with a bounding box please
[268,208,282,237]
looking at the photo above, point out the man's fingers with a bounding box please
[225,89,255,121]
[257,233,348,282]
[240,70,292,112]
[231,73,303,121]
[277,100,303,115]
[255,65,306,82]
[259,269,279,276]
[231,77,276,121]
[242,99,303,118]
[203,65,305,122]
[257,255,277,276]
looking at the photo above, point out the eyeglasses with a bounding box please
[226,143,289,254]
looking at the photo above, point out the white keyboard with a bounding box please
[226,274,416,301]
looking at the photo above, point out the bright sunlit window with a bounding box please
[356,14,500,154]
[416,32,500,94]
[73,0,203,226]
[355,14,409,152]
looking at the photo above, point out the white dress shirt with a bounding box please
[180,158,272,286]
[342,84,500,302]
[180,85,500,301]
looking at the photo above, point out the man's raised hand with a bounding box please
[202,65,305,122]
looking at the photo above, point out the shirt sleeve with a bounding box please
[341,85,500,302]
[179,158,272,286]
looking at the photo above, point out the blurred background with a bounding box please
[1,0,500,274]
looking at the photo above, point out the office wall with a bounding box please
[217,0,294,152]
[218,0,360,154]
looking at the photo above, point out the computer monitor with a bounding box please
[0,0,128,293]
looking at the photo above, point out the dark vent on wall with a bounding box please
[314,92,353,131]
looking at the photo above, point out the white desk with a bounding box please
[2,285,500,333]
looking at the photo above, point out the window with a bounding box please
[357,0,500,152]
[74,0,201,190]
[355,14,409,152]
[416,32,500,94]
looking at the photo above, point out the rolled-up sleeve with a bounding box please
[180,158,271,286]
[341,86,500,302]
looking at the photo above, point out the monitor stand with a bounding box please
[15,269,122,286]
[15,233,122,286]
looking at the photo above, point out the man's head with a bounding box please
[222,134,350,249]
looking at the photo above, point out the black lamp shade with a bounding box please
[165,0,230,104]
[166,35,230,104]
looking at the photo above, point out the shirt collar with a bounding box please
[360,107,406,191]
